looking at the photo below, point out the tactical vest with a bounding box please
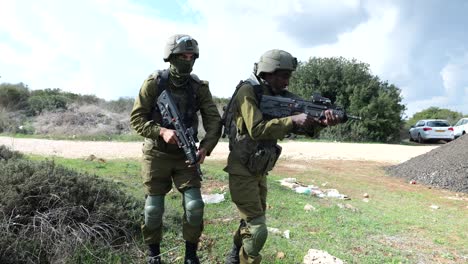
[221,78,263,147]
[152,69,200,138]
[222,77,281,175]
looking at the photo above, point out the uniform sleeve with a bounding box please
[197,81,222,155]
[236,84,294,140]
[129,77,161,139]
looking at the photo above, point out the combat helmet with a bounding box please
[255,49,297,76]
[163,34,199,62]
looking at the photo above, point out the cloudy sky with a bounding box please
[1,0,467,117]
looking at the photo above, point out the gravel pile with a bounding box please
[386,135,468,193]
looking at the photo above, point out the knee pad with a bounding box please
[242,216,268,257]
[144,195,165,230]
[184,188,204,226]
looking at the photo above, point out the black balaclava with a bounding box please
[169,56,195,87]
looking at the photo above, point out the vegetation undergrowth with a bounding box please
[0,146,143,264]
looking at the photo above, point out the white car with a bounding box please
[409,119,454,143]
[453,117,468,138]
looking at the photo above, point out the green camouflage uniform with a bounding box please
[131,70,221,244]
[224,79,321,263]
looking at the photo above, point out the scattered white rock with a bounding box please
[268,227,281,235]
[304,204,316,211]
[337,203,358,212]
[430,204,440,210]
[344,204,358,212]
[276,251,286,259]
[267,227,291,239]
[283,178,297,183]
[303,249,345,264]
[202,193,225,204]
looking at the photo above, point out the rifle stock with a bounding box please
[157,90,203,180]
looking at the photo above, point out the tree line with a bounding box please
[1,57,465,142]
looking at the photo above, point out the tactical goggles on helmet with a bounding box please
[172,35,198,54]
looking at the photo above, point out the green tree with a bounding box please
[0,82,30,111]
[28,88,69,115]
[289,57,406,142]
[406,107,463,128]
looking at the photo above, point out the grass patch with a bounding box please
[29,156,468,263]
[28,155,142,198]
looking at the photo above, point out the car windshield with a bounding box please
[427,121,449,127]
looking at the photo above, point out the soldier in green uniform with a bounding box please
[224,49,341,264]
[130,34,222,264]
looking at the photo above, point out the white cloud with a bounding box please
[405,56,468,115]
[1,0,467,116]
[441,55,468,97]
[439,54,468,114]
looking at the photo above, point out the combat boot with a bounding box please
[184,241,200,264]
[225,243,240,264]
[147,244,161,264]
[226,219,245,264]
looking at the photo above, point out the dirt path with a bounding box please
[0,136,438,164]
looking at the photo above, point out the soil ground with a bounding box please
[0,137,438,164]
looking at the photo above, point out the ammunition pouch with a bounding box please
[234,135,281,175]
[246,144,281,175]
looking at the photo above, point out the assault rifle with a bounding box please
[157,90,203,180]
[260,94,361,122]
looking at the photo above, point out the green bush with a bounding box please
[28,94,68,115]
[0,147,143,263]
[0,82,30,111]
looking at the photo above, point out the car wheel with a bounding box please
[418,133,424,144]
[409,133,414,141]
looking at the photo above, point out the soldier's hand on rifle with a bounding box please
[196,148,207,164]
[186,147,207,167]
[320,109,341,126]
[159,127,179,144]
[291,113,315,127]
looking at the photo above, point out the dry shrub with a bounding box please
[0,145,23,160]
[0,108,32,134]
[0,146,143,263]
[33,104,131,136]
